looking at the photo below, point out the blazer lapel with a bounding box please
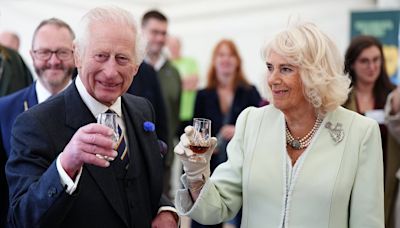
[23,82,38,110]
[64,83,129,227]
[304,108,350,164]
[121,96,163,202]
[246,107,285,204]
[294,107,351,197]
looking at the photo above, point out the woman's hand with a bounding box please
[174,126,217,181]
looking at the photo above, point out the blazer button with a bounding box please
[48,187,57,197]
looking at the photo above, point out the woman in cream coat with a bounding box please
[174,22,384,228]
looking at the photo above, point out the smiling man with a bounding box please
[5,7,177,228]
[0,18,75,226]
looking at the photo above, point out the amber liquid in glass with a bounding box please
[189,145,210,154]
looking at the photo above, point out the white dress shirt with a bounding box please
[36,78,72,104]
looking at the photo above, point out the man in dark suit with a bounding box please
[5,6,177,228]
[0,18,75,227]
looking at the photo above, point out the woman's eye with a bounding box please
[266,63,273,72]
[281,67,293,74]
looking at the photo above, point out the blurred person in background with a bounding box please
[0,18,75,226]
[174,22,384,228]
[0,31,20,51]
[385,84,400,228]
[385,85,400,142]
[0,44,32,97]
[343,35,399,228]
[142,9,182,200]
[167,35,199,132]
[191,39,261,228]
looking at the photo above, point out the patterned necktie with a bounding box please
[105,110,128,162]
[116,124,128,161]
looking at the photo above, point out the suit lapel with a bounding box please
[247,107,285,204]
[121,96,163,202]
[64,83,129,227]
[19,82,38,112]
[295,108,351,194]
[24,82,38,110]
[304,108,350,163]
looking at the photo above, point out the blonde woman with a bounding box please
[174,22,384,228]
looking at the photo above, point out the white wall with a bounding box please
[0,0,376,97]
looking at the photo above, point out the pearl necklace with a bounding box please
[286,117,323,150]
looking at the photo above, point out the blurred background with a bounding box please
[0,0,398,96]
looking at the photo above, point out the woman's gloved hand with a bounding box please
[174,126,217,185]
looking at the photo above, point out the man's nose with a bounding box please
[103,59,118,77]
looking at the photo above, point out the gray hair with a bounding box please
[74,6,145,66]
[32,18,75,48]
[263,22,351,115]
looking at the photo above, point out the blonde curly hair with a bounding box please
[263,22,351,115]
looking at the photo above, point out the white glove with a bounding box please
[174,126,217,184]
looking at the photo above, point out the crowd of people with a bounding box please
[0,5,399,228]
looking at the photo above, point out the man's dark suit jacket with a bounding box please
[127,62,168,145]
[0,82,38,157]
[6,83,165,228]
[0,82,38,227]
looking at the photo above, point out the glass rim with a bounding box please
[193,118,211,123]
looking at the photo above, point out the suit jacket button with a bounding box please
[48,187,57,197]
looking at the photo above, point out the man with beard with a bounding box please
[0,18,75,226]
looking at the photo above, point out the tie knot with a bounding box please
[105,109,115,114]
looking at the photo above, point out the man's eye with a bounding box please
[38,50,50,55]
[94,53,109,62]
[116,56,130,65]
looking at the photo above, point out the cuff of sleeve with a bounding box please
[158,206,179,224]
[175,174,210,215]
[56,155,83,194]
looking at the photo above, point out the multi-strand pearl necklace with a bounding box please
[286,117,323,150]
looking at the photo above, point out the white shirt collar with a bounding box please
[35,79,72,104]
[144,54,167,71]
[75,76,122,119]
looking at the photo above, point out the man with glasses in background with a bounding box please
[0,18,75,226]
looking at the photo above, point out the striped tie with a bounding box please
[105,110,128,163]
[116,124,128,161]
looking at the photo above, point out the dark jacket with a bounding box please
[6,83,166,227]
